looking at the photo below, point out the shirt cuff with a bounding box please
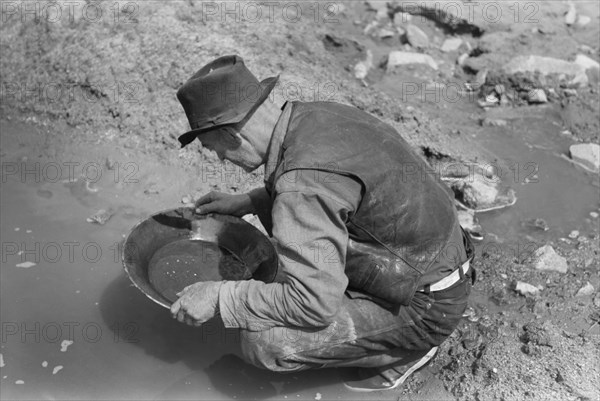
[218,280,242,328]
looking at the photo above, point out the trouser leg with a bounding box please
[240,276,472,372]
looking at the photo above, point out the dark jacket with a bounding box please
[271,101,469,306]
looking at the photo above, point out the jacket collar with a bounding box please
[264,101,294,189]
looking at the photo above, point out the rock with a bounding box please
[105,157,117,170]
[393,12,411,26]
[563,88,578,97]
[576,282,595,297]
[144,184,160,195]
[515,281,540,297]
[577,15,591,26]
[440,37,462,53]
[354,50,373,80]
[386,51,438,71]
[569,143,600,172]
[527,89,547,104]
[60,340,74,352]
[533,245,568,273]
[86,209,113,225]
[564,2,577,26]
[16,261,36,269]
[378,28,395,38]
[523,218,549,231]
[574,54,600,71]
[480,118,507,127]
[457,53,469,66]
[590,212,599,219]
[405,25,429,49]
[52,365,63,375]
[503,55,588,86]
[568,230,579,239]
[181,194,192,204]
[0,354,4,368]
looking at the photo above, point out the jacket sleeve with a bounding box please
[217,171,362,330]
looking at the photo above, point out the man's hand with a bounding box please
[170,281,223,326]
[195,191,253,216]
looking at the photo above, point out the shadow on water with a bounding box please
[100,276,342,400]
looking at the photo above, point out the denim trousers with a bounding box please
[239,271,473,372]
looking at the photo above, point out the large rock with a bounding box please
[503,55,588,86]
[569,143,600,172]
[575,282,595,297]
[574,54,600,71]
[386,51,438,71]
[533,245,568,273]
[515,281,541,297]
[405,25,429,49]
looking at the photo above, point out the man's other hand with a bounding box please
[170,281,223,326]
[195,191,253,216]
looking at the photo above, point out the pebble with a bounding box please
[457,53,469,66]
[481,118,507,127]
[393,12,411,25]
[528,89,548,104]
[86,209,114,225]
[14,227,19,231]
[405,24,429,49]
[590,212,599,219]
[515,281,540,297]
[378,28,395,39]
[60,340,74,352]
[0,353,4,368]
[564,88,578,97]
[576,282,595,297]
[42,361,48,368]
[570,143,600,172]
[15,380,24,384]
[440,37,462,53]
[503,55,588,86]
[574,54,600,71]
[26,230,32,233]
[315,393,322,400]
[181,195,192,204]
[534,245,568,273]
[565,2,577,26]
[568,230,580,239]
[386,51,438,71]
[16,261,36,269]
[52,365,63,375]
[577,15,591,26]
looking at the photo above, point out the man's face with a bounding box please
[196,127,261,172]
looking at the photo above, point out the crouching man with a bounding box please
[171,55,474,391]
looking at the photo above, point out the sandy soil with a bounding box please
[1,1,599,400]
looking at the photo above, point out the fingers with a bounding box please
[170,298,182,316]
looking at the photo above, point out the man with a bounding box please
[171,55,474,392]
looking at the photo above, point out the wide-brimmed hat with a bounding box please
[176,55,279,148]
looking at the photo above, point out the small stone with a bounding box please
[570,143,600,172]
[568,230,579,239]
[386,51,438,71]
[565,2,577,26]
[440,37,463,52]
[393,12,411,26]
[144,185,160,195]
[576,15,591,26]
[16,261,36,269]
[60,340,74,352]
[528,89,547,104]
[0,354,4,368]
[378,28,395,39]
[405,24,429,49]
[485,94,499,104]
[181,194,192,204]
[457,53,469,66]
[15,380,24,385]
[52,365,63,375]
[315,393,322,400]
[42,361,48,368]
[574,54,600,71]
[515,281,540,297]
[576,282,594,297]
[590,212,599,218]
[105,157,117,170]
[563,88,578,97]
[500,274,508,279]
[524,218,549,231]
[86,209,114,225]
[533,245,568,273]
[354,50,373,80]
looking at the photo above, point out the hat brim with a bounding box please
[178,76,279,148]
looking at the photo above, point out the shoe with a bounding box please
[342,347,438,392]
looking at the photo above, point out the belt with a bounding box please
[420,259,471,293]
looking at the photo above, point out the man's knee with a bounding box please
[240,328,312,372]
